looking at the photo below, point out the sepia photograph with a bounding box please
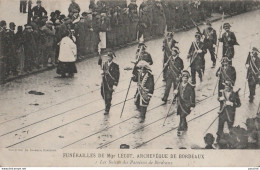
[0,0,260,167]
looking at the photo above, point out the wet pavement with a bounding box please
[0,9,260,149]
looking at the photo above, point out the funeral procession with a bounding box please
[0,0,260,150]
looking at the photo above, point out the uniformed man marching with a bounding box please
[135,41,153,65]
[219,22,239,64]
[132,41,153,79]
[216,57,236,97]
[98,51,120,115]
[162,32,178,80]
[132,60,155,123]
[246,47,260,103]
[187,32,207,85]
[174,70,195,136]
[217,80,241,143]
[202,20,217,68]
[162,47,183,104]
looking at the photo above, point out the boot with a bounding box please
[249,96,254,103]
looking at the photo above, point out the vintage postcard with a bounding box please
[0,0,260,167]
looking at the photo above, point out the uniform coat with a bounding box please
[133,69,154,120]
[98,58,120,112]
[188,41,207,84]
[217,89,241,139]
[31,5,47,18]
[203,27,217,64]
[216,65,236,97]
[162,55,184,101]
[176,81,196,131]
[219,31,238,60]
[246,53,260,98]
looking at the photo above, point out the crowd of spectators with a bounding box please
[0,0,260,84]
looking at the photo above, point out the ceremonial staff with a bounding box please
[244,42,252,97]
[215,12,225,60]
[162,81,181,126]
[120,45,144,118]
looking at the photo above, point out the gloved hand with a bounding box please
[218,96,225,101]
[173,90,178,95]
[226,101,233,106]
[197,49,202,53]
[245,64,249,69]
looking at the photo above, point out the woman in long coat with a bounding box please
[56,31,77,78]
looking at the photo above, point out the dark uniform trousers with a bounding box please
[203,27,217,64]
[20,0,27,13]
[133,70,154,120]
[99,59,120,113]
[216,66,236,97]
[162,56,183,101]
[176,82,195,131]
[246,53,260,98]
[219,31,238,64]
[188,41,206,84]
[217,90,241,141]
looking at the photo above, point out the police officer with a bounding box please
[246,47,260,103]
[98,51,120,115]
[219,22,239,64]
[217,80,241,143]
[175,70,195,136]
[162,47,183,104]
[202,20,217,68]
[132,60,155,123]
[187,32,207,85]
[216,57,236,97]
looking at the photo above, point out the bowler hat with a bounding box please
[252,47,260,53]
[223,23,231,28]
[9,22,16,27]
[182,70,190,78]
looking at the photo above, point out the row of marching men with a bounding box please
[97,20,260,141]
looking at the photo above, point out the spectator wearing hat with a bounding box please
[74,16,88,57]
[23,24,37,72]
[68,0,80,18]
[174,70,195,136]
[20,0,27,13]
[187,32,207,85]
[31,0,47,19]
[132,60,154,123]
[245,47,260,103]
[219,22,239,64]
[0,20,7,60]
[57,30,77,78]
[41,21,56,67]
[202,20,217,68]
[153,0,166,36]
[162,47,183,104]
[0,21,7,82]
[217,80,241,143]
[98,50,120,115]
[5,22,18,76]
[128,1,139,42]
[216,57,236,97]
[39,15,48,27]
